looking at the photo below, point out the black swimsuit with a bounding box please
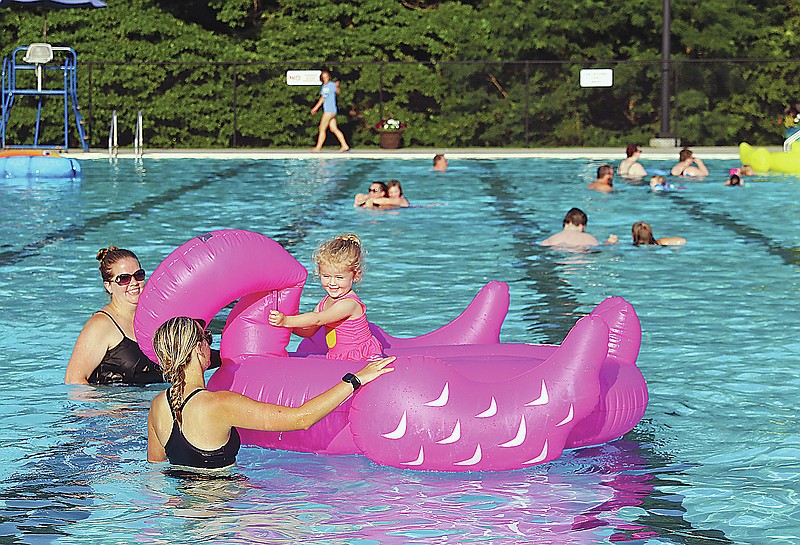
[88,311,165,385]
[164,388,241,469]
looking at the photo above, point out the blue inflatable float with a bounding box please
[0,151,81,180]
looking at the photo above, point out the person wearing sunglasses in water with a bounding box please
[353,181,388,208]
[65,246,167,385]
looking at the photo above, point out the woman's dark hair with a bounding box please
[96,246,139,282]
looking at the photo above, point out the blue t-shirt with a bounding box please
[321,81,337,114]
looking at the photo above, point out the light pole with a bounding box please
[659,0,673,138]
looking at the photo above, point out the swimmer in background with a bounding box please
[632,221,686,246]
[540,207,618,248]
[618,145,647,178]
[354,181,388,208]
[433,154,448,171]
[724,174,742,186]
[588,165,615,193]
[730,165,754,177]
[269,234,384,362]
[363,180,410,208]
[670,148,708,177]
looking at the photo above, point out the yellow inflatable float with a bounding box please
[739,142,800,174]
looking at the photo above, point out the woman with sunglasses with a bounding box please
[65,246,165,385]
[353,181,388,208]
[147,316,394,470]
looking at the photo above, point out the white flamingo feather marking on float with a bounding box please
[437,420,461,444]
[425,383,449,407]
[382,411,407,439]
[526,380,549,406]
[475,397,497,418]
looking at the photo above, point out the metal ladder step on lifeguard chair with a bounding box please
[1,43,90,151]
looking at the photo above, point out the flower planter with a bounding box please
[378,130,404,149]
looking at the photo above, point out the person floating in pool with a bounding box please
[731,165,754,177]
[618,144,647,178]
[269,234,384,361]
[588,165,615,193]
[310,69,350,153]
[433,154,448,171]
[648,174,684,192]
[357,180,410,209]
[540,208,618,248]
[354,181,388,208]
[147,316,395,470]
[65,246,166,385]
[724,174,743,186]
[631,221,686,246]
[670,148,708,177]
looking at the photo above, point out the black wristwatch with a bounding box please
[342,373,361,390]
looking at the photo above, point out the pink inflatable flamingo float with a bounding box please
[135,230,648,472]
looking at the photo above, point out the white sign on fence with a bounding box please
[286,70,322,86]
[579,69,613,88]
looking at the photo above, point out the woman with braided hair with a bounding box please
[147,316,394,470]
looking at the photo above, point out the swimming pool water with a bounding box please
[0,157,797,544]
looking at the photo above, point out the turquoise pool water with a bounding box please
[0,157,797,544]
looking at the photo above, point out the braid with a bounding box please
[153,317,203,425]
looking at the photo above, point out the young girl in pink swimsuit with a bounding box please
[268,234,383,361]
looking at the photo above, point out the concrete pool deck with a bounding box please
[61,146,770,161]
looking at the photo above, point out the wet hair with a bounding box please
[153,316,205,425]
[740,165,754,176]
[597,164,613,178]
[96,246,139,283]
[312,234,366,279]
[728,174,742,186]
[632,221,659,246]
[625,144,641,157]
[562,207,588,228]
[679,148,693,162]
[387,180,403,197]
[650,175,666,187]
[433,154,446,167]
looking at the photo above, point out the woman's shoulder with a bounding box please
[81,310,122,338]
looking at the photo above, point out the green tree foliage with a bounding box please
[0,0,797,148]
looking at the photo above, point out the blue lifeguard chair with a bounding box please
[1,43,89,151]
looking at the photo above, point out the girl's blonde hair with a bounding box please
[153,316,204,424]
[312,234,366,279]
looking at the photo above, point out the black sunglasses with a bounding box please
[112,269,146,286]
[369,187,383,193]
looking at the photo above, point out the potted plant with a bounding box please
[374,118,407,149]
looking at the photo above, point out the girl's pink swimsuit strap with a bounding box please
[321,292,383,361]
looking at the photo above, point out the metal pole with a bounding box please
[659,0,672,137]
[379,62,384,122]
[524,61,529,147]
[232,65,237,148]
